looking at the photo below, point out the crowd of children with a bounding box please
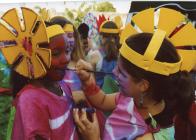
[0,5,195,140]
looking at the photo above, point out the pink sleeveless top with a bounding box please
[12,84,79,140]
[103,93,148,140]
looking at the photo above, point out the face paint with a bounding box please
[47,34,73,81]
[113,58,141,97]
[65,32,75,49]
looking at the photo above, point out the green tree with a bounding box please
[93,2,116,12]
[64,1,116,27]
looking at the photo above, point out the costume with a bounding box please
[12,84,78,140]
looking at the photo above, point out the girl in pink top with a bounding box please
[73,32,195,140]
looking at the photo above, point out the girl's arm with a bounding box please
[76,59,117,111]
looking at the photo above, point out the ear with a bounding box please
[138,79,150,93]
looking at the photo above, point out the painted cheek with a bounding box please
[118,74,128,86]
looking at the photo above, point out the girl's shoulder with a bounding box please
[15,84,58,105]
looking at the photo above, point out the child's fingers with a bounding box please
[76,59,93,71]
[92,112,98,125]
[80,108,92,129]
[73,108,86,130]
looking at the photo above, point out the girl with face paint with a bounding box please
[74,33,195,140]
[49,16,106,137]
[7,11,79,139]
[49,16,85,97]
[73,8,196,140]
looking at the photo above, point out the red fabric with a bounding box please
[12,84,79,140]
[174,116,192,140]
[189,103,196,126]
[174,103,196,140]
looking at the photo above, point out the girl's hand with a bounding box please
[75,59,95,86]
[73,108,100,140]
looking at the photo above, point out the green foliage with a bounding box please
[34,1,116,28]
[93,2,116,12]
[64,1,116,27]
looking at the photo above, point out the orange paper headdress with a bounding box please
[120,8,196,76]
[0,7,51,79]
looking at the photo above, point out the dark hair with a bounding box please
[49,16,85,61]
[11,70,30,97]
[104,38,118,61]
[121,33,195,120]
[78,23,89,39]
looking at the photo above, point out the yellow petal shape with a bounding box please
[170,23,196,46]
[2,8,22,34]
[1,46,23,64]
[32,21,48,46]
[0,23,16,41]
[31,54,47,78]
[178,50,196,72]
[15,57,29,77]
[120,23,137,44]
[36,48,51,68]
[132,8,154,33]
[22,7,38,34]
[158,8,185,36]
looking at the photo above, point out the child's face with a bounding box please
[113,58,142,97]
[47,34,73,81]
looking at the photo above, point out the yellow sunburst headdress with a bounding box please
[120,8,196,76]
[0,7,51,79]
